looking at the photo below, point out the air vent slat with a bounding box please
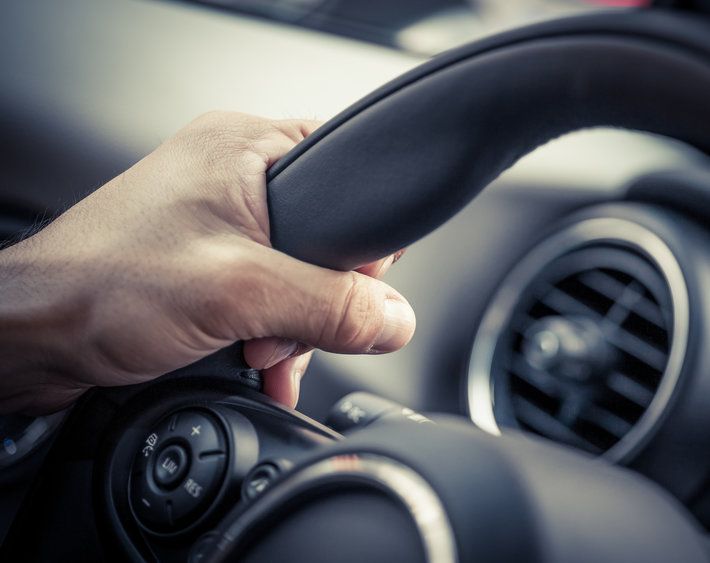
[512,395,601,454]
[571,271,665,329]
[578,269,625,301]
[580,405,634,439]
[626,294,666,329]
[606,371,655,407]
[508,354,559,396]
[606,329,667,373]
[541,286,603,319]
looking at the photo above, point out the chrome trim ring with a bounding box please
[467,217,690,464]
[212,453,458,563]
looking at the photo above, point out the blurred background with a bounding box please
[195,0,650,55]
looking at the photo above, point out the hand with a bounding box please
[0,112,415,414]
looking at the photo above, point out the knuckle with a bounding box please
[273,120,307,143]
[176,112,272,177]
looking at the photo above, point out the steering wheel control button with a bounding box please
[170,454,226,524]
[130,483,168,528]
[243,462,280,500]
[154,444,189,489]
[173,411,224,456]
[189,532,220,563]
[327,392,431,433]
[130,408,229,533]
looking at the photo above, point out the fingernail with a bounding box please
[374,255,395,278]
[372,298,416,353]
[290,353,311,406]
[263,338,299,369]
[290,368,302,407]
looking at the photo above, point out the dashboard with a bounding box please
[3,0,710,559]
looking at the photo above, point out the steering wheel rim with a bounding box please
[265,9,710,271]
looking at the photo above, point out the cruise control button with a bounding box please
[130,408,232,532]
[154,444,189,489]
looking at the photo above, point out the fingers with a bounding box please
[261,350,313,409]
[273,118,322,144]
[355,256,393,278]
[257,118,323,167]
[243,338,311,370]
[231,245,415,354]
[236,246,416,356]
[244,248,406,370]
[243,248,408,408]
[355,249,406,278]
[178,111,322,170]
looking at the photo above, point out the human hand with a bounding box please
[0,112,415,414]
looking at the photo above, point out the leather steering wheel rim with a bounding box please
[265,9,710,271]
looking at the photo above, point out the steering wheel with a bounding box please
[3,7,710,563]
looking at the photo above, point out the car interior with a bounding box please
[3,0,710,561]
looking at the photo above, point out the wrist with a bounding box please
[0,236,90,413]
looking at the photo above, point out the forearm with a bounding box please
[0,237,88,414]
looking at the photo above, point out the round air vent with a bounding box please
[467,217,689,462]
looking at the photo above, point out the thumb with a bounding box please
[241,248,416,366]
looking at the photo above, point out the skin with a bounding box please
[0,112,415,415]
